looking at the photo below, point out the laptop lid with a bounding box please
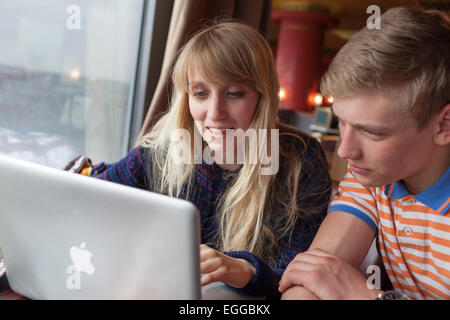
[0,154,201,299]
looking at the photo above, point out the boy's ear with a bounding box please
[433,103,450,146]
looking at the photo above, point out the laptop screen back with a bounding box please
[0,154,201,299]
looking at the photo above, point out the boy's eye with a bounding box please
[227,91,244,98]
[365,129,383,137]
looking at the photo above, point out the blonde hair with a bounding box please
[140,21,305,264]
[321,7,450,128]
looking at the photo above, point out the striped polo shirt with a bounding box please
[330,166,450,300]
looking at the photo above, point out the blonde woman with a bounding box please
[72,21,331,298]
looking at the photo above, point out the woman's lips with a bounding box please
[349,164,371,175]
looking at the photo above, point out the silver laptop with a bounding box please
[0,154,201,299]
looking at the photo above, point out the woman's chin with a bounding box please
[208,145,227,156]
[205,143,233,159]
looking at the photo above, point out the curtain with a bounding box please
[136,0,272,143]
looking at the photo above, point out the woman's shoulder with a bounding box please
[123,145,149,168]
[105,146,148,174]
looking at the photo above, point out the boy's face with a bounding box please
[332,92,437,191]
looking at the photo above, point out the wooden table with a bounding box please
[0,288,27,300]
[0,276,26,299]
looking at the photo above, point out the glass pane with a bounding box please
[0,0,144,168]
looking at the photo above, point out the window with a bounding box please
[0,0,146,168]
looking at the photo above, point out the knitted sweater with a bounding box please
[91,129,331,299]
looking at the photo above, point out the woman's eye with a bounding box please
[192,91,207,97]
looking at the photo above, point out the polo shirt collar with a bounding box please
[384,166,450,215]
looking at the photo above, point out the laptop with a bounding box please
[0,154,201,300]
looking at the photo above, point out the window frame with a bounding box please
[126,0,174,152]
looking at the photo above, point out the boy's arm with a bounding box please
[309,211,375,266]
[279,211,381,300]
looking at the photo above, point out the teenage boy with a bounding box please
[279,6,450,300]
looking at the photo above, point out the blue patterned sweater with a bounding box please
[91,129,331,299]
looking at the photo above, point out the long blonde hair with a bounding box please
[140,21,305,264]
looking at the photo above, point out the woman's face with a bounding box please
[188,68,259,157]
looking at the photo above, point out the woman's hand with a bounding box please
[199,244,256,288]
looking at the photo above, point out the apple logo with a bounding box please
[70,242,95,275]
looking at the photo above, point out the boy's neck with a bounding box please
[402,150,450,195]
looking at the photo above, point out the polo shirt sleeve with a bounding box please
[329,168,379,234]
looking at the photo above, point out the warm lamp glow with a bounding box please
[313,93,323,106]
[308,92,325,108]
[279,87,287,102]
[325,96,334,104]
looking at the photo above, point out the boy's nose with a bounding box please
[337,127,362,160]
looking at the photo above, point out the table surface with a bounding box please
[0,272,263,300]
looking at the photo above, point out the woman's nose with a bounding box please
[208,94,228,120]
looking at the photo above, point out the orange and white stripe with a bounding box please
[330,167,450,300]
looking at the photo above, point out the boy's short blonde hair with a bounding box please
[321,7,450,128]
